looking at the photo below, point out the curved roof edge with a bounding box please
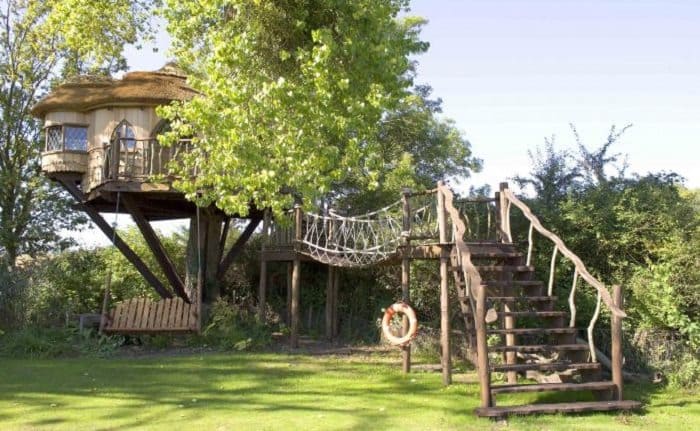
[31,64,198,118]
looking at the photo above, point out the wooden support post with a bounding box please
[217,217,262,280]
[332,269,339,338]
[611,284,624,401]
[325,265,335,341]
[290,204,302,348]
[258,211,270,321]
[499,182,510,243]
[401,189,412,373]
[437,188,452,385]
[503,275,517,384]
[122,194,189,301]
[99,271,112,334]
[286,262,293,326]
[53,175,173,299]
[475,283,492,409]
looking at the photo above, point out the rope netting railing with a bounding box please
[300,200,404,267]
[264,191,443,267]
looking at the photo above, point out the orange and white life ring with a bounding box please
[381,302,418,346]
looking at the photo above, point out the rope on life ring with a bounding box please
[381,302,418,346]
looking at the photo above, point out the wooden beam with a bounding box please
[437,189,452,385]
[475,283,492,409]
[53,175,173,299]
[121,194,189,301]
[611,285,624,401]
[216,217,262,280]
[325,265,335,341]
[401,190,412,373]
[258,211,270,321]
[290,204,302,349]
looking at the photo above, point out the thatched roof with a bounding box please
[31,64,198,117]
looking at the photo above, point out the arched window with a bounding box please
[111,119,136,150]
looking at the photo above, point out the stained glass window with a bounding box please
[46,126,63,151]
[45,125,88,151]
[64,126,88,151]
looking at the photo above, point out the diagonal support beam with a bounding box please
[121,194,189,301]
[217,217,262,280]
[53,175,173,299]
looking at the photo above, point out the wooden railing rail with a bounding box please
[103,138,192,181]
[499,183,626,399]
[499,186,625,318]
[437,181,491,408]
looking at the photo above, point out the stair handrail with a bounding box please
[437,181,491,408]
[499,186,625,319]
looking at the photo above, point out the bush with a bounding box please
[0,326,123,359]
[196,297,272,351]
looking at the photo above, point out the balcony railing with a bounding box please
[103,138,192,181]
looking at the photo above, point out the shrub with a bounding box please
[197,297,272,351]
[0,326,123,359]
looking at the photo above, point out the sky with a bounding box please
[81,0,700,246]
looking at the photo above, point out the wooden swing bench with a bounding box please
[100,297,201,334]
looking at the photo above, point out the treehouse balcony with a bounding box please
[101,137,192,182]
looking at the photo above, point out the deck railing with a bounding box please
[103,138,193,181]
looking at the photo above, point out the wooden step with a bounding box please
[492,362,600,373]
[491,344,589,353]
[491,381,616,394]
[488,296,557,302]
[498,311,567,318]
[461,311,567,319]
[456,280,543,288]
[483,280,543,288]
[475,400,642,417]
[476,265,534,272]
[488,327,577,335]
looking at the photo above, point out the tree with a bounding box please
[331,84,482,212]
[512,137,581,223]
[0,0,159,268]
[514,125,700,384]
[159,0,429,216]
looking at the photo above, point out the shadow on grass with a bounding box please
[0,353,480,430]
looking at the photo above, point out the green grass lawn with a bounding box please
[0,350,697,430]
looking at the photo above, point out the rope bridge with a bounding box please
[297,193,439,267]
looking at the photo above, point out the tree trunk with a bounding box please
[186,213,225,303]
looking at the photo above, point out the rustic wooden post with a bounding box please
[290,204,302,348]
[401,188,412,373]
[99,271,112,334]
[110,139,119,179]
[286,262,293,325]
[611,284,624,401]
[475,283,492,409]
[258,210,271,321]
[437,185,452,385]
[332,269,340,337]
[325,265,335,341]
[499,182,511,242]
[497,182,517,382]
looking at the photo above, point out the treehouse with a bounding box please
[32,65,263,310]
[33,66,641,418]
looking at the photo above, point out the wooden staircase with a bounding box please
[437,182,641,418]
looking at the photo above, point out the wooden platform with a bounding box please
[475,400,642,417]
[101,297,199,333]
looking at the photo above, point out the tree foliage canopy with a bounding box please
[160,0,430,216]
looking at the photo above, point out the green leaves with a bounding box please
[160,0,427,216]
